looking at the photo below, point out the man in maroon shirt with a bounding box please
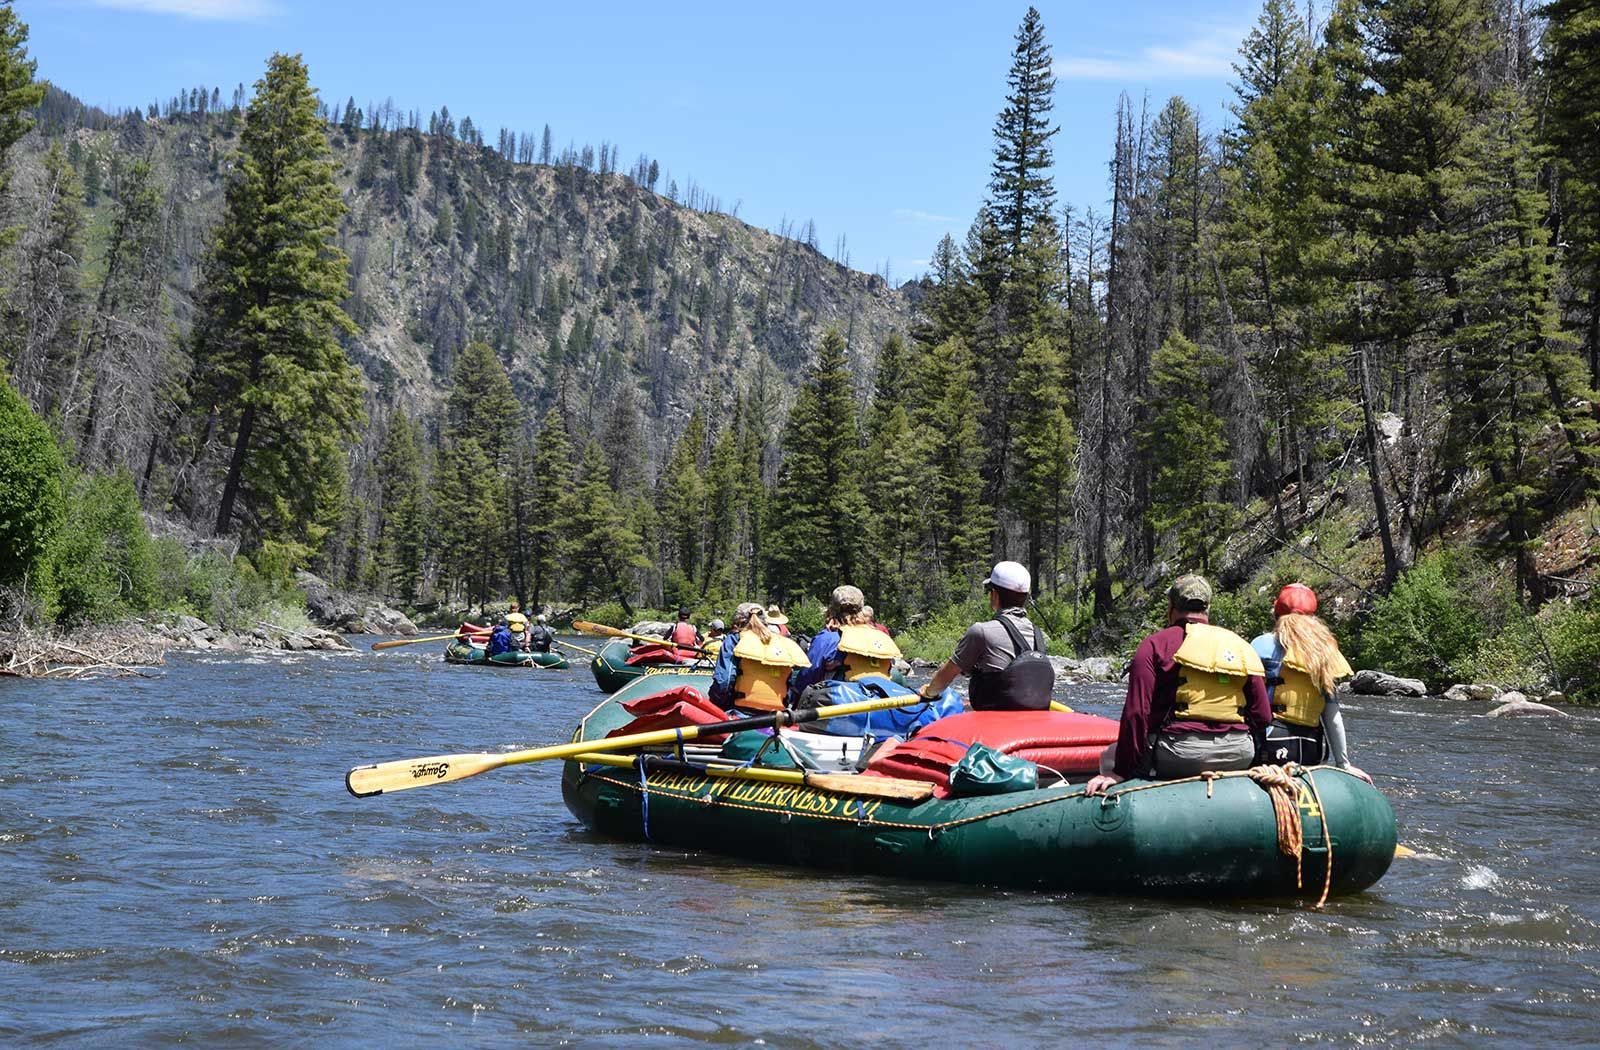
[1086,575,1272,795]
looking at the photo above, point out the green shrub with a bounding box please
[778,599,823,639]
[1543,600,1600,703]
[896,599,989,663]
[659,570,694,611]
[1356,552,1509,685]
[42,470,156,626]
[1209,588,1274,646]
[148,542,303,629]
[0,377,65,586]
[581,600,632,629]
[1455,616,1545,692]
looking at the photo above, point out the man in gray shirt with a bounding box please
[918,561,1053,710]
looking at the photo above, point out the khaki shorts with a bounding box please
[1098,730,1254,779]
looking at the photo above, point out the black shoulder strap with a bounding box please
[992,612,1034,659]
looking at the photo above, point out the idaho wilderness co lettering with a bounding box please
[636,771,884,819]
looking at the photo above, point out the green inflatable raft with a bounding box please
[561,671,1397,900]
[444,640,569,669]
[589,637,705,692]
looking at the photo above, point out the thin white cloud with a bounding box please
[893,208,958,224]
[1055,25,1242,82]
[87,0,280,20]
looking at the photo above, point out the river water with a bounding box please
[4,641,1598,1046]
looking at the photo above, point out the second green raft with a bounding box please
[445,640,570,669]
[561,671,1397,900]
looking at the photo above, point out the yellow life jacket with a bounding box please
[836,625,903,680]
[1171,622,1265,724]
[1273,647,1354,727]
[731,630,810,711]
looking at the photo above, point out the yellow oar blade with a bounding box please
[572,620,628,638]
[572,621,713,655]
[1394,843,1418,859]
[346,752,508,796]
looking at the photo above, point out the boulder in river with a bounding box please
[296,570,357,625]
[1049,655,1122,684]
[333,604,417,636]
[1347,669,1428,697]
[1486,691,1569,718]
[629,620,673,638]
[1443,683,1504,702]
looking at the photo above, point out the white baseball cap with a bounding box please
[984,560,1031,594]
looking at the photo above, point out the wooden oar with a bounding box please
[553,637,598,656]
[572,620,714,655]
[346,692,936,798]
[371,631,470,651]
[570,751,933,802]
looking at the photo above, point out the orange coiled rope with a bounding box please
[1246,764,1306,889]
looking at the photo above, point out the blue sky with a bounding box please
[28,0,1263,279]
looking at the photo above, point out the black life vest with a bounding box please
[968,613,1055,711]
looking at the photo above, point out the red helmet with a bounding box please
[1273,583,1318,617]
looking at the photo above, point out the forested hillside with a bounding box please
[0,44,910,617]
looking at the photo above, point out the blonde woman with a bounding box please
[1251,584,1371,782]
[708,602,808,712]
[789,585,877,700]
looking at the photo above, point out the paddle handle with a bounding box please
[345,692,934,797]
[574,621,716,656]
[572,751,934,802]
[371,632,468,651]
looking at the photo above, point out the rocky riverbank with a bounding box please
[1,613,362,679]
[153,615,355,654]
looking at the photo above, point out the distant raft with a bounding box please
[561,671,1398,900]
[588,637,704,692]
[444,640,569,669]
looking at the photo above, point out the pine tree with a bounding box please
[657,409,706,599]
[73,159,169,471]
[1446,85,1595,600]
[189,53,362,557]
[1137,333,1236,571]
[765,330,867,602]
[1008,336,1075,594]
[909,337,990,603]
[1225,0,1346,525]
[376,415,427,604]
[911,234,980,350]
[444,340,519,467]
[565,440,647,615]
[599,381,644,492]
[1540,0,1600,388]
[864,332,909,442]
[5,143,85,411]
[0,0,42,249]
[433,343,519,605]
[990,6,1058,264]
[522,407,574,609]
[436,436,502,607]
[701,414,742,603]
